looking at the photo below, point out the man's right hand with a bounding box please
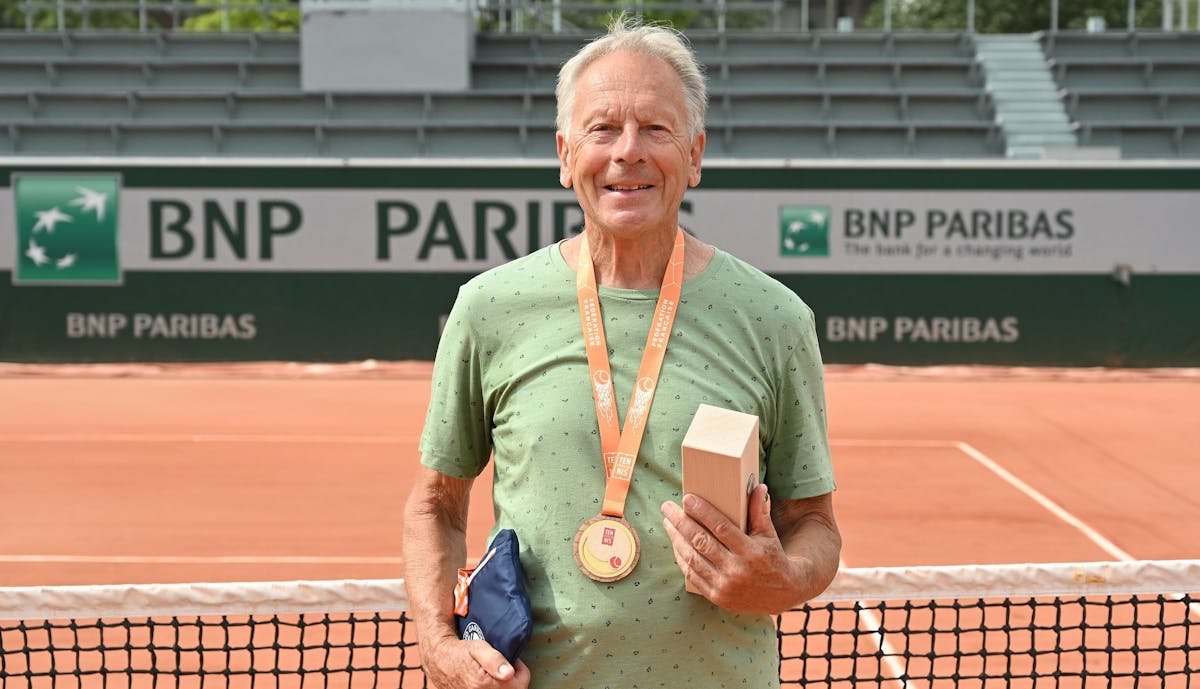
[423,636,531,689]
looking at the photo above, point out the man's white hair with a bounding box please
[555,15,707,143]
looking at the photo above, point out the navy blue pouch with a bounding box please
[452,529,532,664]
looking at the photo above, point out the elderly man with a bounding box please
[403,16,840,689]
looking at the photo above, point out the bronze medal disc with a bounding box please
[573,515,640,582]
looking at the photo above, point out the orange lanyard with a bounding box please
[576,228,685,518]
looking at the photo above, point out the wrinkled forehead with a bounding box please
[572,51,688,121]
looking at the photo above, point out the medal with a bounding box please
[573,515,641,582]
[572,229,685,582]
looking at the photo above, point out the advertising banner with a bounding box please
[2,161,1197,365]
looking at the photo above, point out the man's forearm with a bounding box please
[774,492,841,607]
[403,468,473,650]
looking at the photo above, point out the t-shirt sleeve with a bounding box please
[764,302,836,500]
[418,285,493,480]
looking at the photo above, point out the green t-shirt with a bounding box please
[419,243,835,689]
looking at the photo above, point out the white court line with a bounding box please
[952,441,1200,622]
[0,555,403,565]
[952,441,1135,562]
[834,437,1134,561]
[0,433,413,444]
[839,558,916,689]
[836,437,1200,682]
[854,604,915,689]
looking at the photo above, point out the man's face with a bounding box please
[557,50,705,240]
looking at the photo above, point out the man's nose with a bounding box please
[612,124,646,163]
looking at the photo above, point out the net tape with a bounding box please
[2,560,1197,688]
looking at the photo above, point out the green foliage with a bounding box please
[181,0,299,32]
[2,0,162,30]
[0,0,299,31]
[863,0,1162,33]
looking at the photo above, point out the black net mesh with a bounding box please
[1,612,425,688]
[2,565,1197,688]
[781,594,1199,687]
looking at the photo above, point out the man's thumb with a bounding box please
[749,484,775,536]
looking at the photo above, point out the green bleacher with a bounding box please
[0,10,1197,159]
[1042,31,1200,157]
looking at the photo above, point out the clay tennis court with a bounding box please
[2,363,1197,589]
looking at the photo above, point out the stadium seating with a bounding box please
[0,25,1193,159]
[0,27,1006,158]
[469,30,1000,158]
[1041,31,1200,158]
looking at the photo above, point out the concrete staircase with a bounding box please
[975,34,1077,158]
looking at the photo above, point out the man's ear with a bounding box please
[556,131,573,189]
[688,131,706,187]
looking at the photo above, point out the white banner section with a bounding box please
[3,188,1198,274]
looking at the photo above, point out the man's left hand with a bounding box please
[660,484,804,615]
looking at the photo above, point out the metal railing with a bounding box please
[5,0,1200,33]
[477,0,1200,33]
[8,0,299,32]
[474,0,785,33]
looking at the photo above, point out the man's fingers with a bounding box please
[466,642,516,681]
[423,638,530,689]
[663,515,719,592]
[510,659,532,685]
[661,502,723,585]
[661,500,722,561]
[678,493,755,557]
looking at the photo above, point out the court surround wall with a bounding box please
[1,160,1197,367]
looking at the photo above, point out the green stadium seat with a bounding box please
[25,91,132,121]
[1166,92,1200,121]
[231,92,331,122]
[7,121,117,155]
[0,32,72,59]
[0,91,33,119]
[1066,90,1163,122]
[709,122,832,157]
[474,33,586,62]
[1078,121,1190,158]
[319,124,423,157]
[423,122,545,157]
[160,33,299,60]
[133,91,233,120]
[904,91,994,123]
[471,59,560,91]
[710,91,827,126]
[912,122,1006,157]
[326,93,427,124]
[426,92,533,127]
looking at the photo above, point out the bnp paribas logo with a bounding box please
[13,174,121,284]
[779,206,830,258]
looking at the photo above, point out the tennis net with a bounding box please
[2,559,1197,688]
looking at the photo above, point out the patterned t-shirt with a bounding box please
[419,242,835,689]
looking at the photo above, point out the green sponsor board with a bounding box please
[0,272,468,362]
[0,271,1196,366]
[1,161,1198,366]
[778,274,1200,367]
[13,175,121,284]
